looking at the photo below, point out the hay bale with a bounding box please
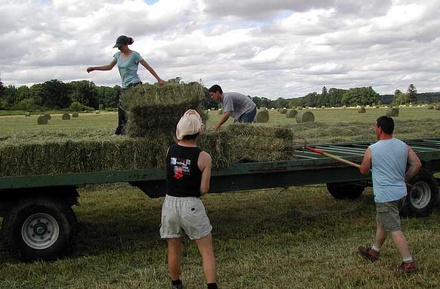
[72,112,79,118]
[37,116,48,125]
[124,82,206,137]
[427,105,434,110]
[95,110,100,114]
[255,110,269,123]
[436,106,440,110]
[286,109,298,118]
[358,107,366,113]
[44,114,51,120]
[386,107,399,117]
[296,111,315,123]
[62,113,71,120]
[25,112,31,117]
[225,124,295,162]
[279,108,287,114]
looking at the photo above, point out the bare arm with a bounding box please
[198,151,212,195]
[405,146,422,181]
[87,59,117,73]
[359,148,372,175]
[213,111,231,131]
[139,59,165,85]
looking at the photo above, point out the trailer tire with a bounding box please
[401,168,439,217]
[1,197,77,262]
[326,182,365,199]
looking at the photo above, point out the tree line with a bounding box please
[0,78,438,112]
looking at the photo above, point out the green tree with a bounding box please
[69,80,99,109]
[40,79,72,109]
[407,84,418,104]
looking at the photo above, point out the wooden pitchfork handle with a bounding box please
[306,147,361,169]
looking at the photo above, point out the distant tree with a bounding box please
[252,96,262,109]
[69,80,99,109]
[40,79,72,109]
[407,84,418,103]
[0,79,5,100]
[273,97,289,109]
[341,87,380,106]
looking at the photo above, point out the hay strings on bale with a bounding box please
[124,82,206,137]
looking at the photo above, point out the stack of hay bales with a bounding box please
[1,82,304,177]
[124,82,206,137]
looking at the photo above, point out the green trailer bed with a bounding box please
[1,138,439,262]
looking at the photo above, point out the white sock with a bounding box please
[372,245,381,252]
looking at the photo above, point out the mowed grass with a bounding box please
[0,107,440,288]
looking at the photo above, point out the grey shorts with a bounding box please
[160,195,212,240]
[376,198,405,232]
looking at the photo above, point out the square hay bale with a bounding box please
[123,82,206,137]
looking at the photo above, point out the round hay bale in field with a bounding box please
[255,110,269,123]
[95,110,100,114]
[62,113,71,120]
[436,105,440,110]
[358,106,366,113]
[25,112,31,117]
[386,107,399,117]
[279,108,287,114]
[286,109,298,118]
[296,111,315,123]
[427,105,434,110]
[72,112,79,118]
[44,113,51,120]
[37,115,48,125]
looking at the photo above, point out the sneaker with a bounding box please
[358,246,380,262]
[396,261,417,274]
[171,283,183,289]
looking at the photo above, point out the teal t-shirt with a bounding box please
[113,51,143,88]
[370,138,408,203]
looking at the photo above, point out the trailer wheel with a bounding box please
[1,197,77,262]
[326,182,365,199]
[401,168,439,217]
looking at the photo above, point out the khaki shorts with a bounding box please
[376,198,405,232]
[160,195,212,240]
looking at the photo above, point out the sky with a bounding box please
[0,0,439,99]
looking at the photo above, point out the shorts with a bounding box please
[160,195,212,240]
[376,198,405,232]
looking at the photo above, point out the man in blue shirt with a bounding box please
[358,116,421,273]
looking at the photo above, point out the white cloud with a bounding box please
[0,0,439,99]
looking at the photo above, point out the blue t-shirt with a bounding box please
[369,138,408,203]
[113,51,143,88]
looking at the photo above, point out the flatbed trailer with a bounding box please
[0,138,439,261]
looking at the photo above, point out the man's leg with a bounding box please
[390,230,411,259]
[167,238,182,281]
[374,221,387,249]
[194,233,217,284]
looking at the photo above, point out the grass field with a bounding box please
[0,107,440,289]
